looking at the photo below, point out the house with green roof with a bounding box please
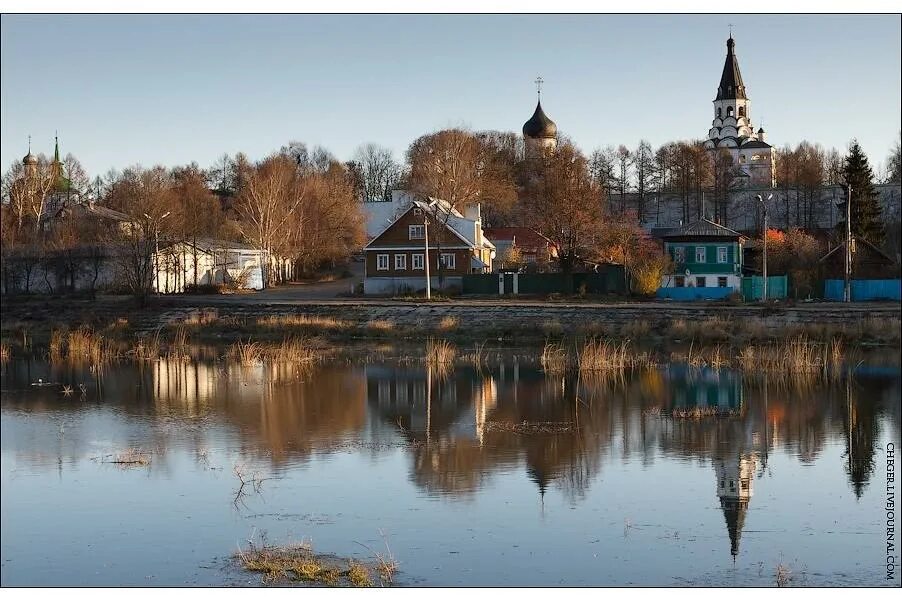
[657,218,747,300]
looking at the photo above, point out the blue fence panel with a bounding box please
[656,287,736,301]
[741,276,788,301]
[823,279,901,301]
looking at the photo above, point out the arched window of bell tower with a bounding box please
[738,106,745,118]
[727,106,734,117]
[717,107,722,118]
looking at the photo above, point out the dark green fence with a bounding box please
[462,267,625,296]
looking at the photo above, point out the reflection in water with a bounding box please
[1,354,900,577]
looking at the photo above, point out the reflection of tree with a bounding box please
[839,376,881,499]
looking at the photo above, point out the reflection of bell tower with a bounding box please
[715,452,757,559]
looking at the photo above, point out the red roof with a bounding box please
[483,227,553,250]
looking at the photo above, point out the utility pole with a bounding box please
[756,194,772,301]
[423,214,431,300]
[844,184,852,303]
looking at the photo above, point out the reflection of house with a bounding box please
[657,219,746,299]
[483,227,558,272]
[665,366,743,416]
[362,191,495,295]
[152,238,267,293]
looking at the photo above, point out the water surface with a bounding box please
[1,356,899,586]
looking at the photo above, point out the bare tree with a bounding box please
[348,143,402,202]
[521,142,605,281]
[633,140,654,223]
[406,128,515,281]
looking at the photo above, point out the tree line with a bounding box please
[2,128,899,297]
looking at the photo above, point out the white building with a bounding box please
[152,238,267,294]
[703,36,776,188]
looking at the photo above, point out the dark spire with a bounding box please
[720,496,748,558]
[715,36,747,101]
[523,101,557,139]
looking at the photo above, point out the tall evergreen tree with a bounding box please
[839,140,885,246]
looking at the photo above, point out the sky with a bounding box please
[1,14,900,178]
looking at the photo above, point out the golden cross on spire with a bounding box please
[535,76,544,98]
[27,135,31,152]
[728,23,733,37]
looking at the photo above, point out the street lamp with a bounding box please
[755,194,773,301]
[423,214,431,300]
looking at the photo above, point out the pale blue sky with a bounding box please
[2,14,900,177]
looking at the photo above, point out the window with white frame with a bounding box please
[673,246,685,262]
[412,253,424,270]
[695,247,707,263]
[717,246,728,263]
[395,254,407,270]
[376,254,389,271]
[717,276,728,288]
[696,276,707,288]
[408,224,425,240]
[674,276,685,288]
[440,253,456,269]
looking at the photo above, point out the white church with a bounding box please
[703,35,777,188]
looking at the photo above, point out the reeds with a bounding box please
[1,341,11,362]
[256,314,350,331]
[228,338,320,365]
[47,328,117,365]
[577,339,653,371]
[425,338,456,366]
[229,340,265,365]
[737,335,845,374]
[365,319,395,332]
[134,333,161,361]
[540,342,569,373]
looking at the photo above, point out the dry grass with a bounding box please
[48,329,64,362]
[737,336,844,374]
[109,448,152,466]
[578,339,653,371]
[228,338,321,366]
[365,319,395,332]
[166,325,191,361]
[0,341,10,362]
[134,333,161,361]
[775,562,792,587]
[256,314,350,331]
[540,342,569,373]
[484,421,573,434]
[686,343,730,369]
[268,338,319,364]
[229,341,265,365]
[346,561,372,587]
[47,328,117,365]
[425,338,456,366]
[436,315,459,332]
[462,341,488,369]
[236,539,380,587]
[183,309,218,325]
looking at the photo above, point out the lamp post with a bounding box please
[423,214,431,300]
[755,194,772,301]
[844,184,852,303]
